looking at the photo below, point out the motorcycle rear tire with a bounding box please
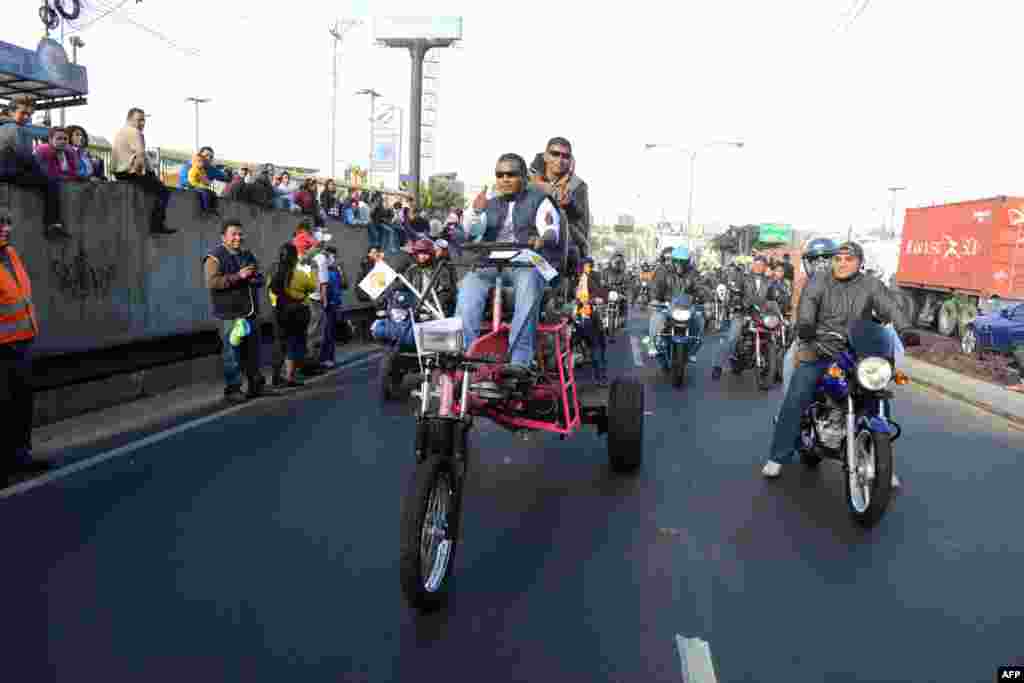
[800,449,822,468]
[846,429,893,528]
[380,351,402,402]
[607,378,644,473]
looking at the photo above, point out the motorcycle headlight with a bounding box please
[716,284,727,300]
[856,356,892,391]
[390,308,409,322]
[671,308,691,322]
[416,317,465,354]
[608,291,620,302]
[762,314,780,329]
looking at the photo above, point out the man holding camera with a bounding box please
[203,220,274,402]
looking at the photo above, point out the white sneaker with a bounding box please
[891,473,901,489]
[762,460,782,478]
[322,360,336,369]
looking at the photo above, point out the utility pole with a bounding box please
[184,97,211,151]
[329,19,363,180]
[60,36,85,127]
[355,88,382,186]
[887,186,907,239]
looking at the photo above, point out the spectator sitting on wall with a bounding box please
[320,179,341,220]
[177,146,228,189]
[236,163,275,209]
[273,171,294,210]
[34,127,82,183]
[239,166,252,184]
[65,125,106,182]
[293,177,324,227]
[343,196,357,225]
[223,167,246,200]
[112,107,175,234]
[0,95,69,239]
[188,148,221,217]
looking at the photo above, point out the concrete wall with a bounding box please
[1,182,371,356]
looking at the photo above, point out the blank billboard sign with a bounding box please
[374,17,463,42]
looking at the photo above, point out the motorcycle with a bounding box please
[372,287,442,401]
[601,290,624,335]
[797,321,910,527]
[635,282,650,307]
[647,295,703,389]
[728,301,782,391]
[706,283,729,334]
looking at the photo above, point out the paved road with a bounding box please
[4,307,1022,682]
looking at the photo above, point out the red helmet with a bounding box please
[410,238,435,256]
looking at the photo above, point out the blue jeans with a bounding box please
[715,316,743,369]
[456,267,547,366]
[219,318,263,391]
[320,305,338,364]
[769,358,832,463]
[578,317,607,379]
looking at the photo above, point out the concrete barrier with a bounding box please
[1,181,371,356]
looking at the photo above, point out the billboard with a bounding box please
[757,223,793,244]
[0,38,88,107]
[373,17,463,42]
[374,141,397,172]
[615,214,635,233]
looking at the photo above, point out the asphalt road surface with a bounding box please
[4,307,1022,682]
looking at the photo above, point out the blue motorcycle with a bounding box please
[798,320,908,527]
[371,289,422,402]
[647,295,705,389]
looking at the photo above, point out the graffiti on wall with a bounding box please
[51,242,117,300]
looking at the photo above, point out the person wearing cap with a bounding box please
[404,238,455,318]
[764,241,919,480]
[292,223,331,376]
[575,256,610,386]
[0,215,51,482]
[432,239,458,316]
[712,255,771,379]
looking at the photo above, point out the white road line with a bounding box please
[0,355,381,500]
[676,635,718,683]
[629,335,646,368]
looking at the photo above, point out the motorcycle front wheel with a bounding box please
[400,427,464,610]
[757,341,777,391]
[846,428,893,528]
[670,345,687,388]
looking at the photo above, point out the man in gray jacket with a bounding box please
[764,242,919,479]
[0,96,68,238]
[530,136,590,262]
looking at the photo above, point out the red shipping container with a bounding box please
[896,196,1024,300]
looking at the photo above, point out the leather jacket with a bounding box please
[797,270,910,356]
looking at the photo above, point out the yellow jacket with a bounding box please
[187,153,211,189]
[268,267,316,308]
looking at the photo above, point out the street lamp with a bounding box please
[644,140,744,236]
[329,19,362,180]
[355,88,382,186]
[887,186,907,239]
[60,36,85,127]
[184,97,211,151]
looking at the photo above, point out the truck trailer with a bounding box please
[894,196,1024,336]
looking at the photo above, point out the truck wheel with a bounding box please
[607,378,644,473]
[937,304,957,337]
[898,290,918,326]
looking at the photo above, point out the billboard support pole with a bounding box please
[408,39,427,209]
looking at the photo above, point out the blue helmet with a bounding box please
[671,246,690,262]
[802,237,838,275]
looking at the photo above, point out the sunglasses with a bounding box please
[547,149,571,160]
[495,171,521,179]
[0,215,10,226]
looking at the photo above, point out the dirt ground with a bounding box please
[907,330,1019,387]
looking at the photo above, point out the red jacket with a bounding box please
[34,144,81,180]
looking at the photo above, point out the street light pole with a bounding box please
[184,97,211,151]
[329,19,362,181]
[645,140,744,236]
[887,186,907,239]
[356,88,382,186]
[60,36,85,128]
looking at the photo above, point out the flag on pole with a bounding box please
[359,260,398,300]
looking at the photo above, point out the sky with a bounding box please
[8,0,1024,234]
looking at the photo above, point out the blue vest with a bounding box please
[327,269,344,306]
[482,189,563,268]
[205,245,259,320]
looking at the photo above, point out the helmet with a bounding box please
[835,241,865,264]
[671,246,690,262]
[410,238,435,256]
[660,247,674,263]
[802,237,838,275]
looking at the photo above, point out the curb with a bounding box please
[904,359,1024,428]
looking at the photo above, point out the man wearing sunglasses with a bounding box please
[530,137,591,262]
[458,153,562,377]
[764,241,920,480]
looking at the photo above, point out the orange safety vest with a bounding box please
[0,247,39,344]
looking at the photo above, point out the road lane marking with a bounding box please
[676,635,718,683]
[629,335,646,368]
[0,355,382,500]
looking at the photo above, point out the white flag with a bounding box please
[359,260,398,300]
[511,249,559,282]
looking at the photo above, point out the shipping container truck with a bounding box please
[894,196,1024,336]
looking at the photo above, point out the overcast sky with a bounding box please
[8,0,1024,232]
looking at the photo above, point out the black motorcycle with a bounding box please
[728,301,783,391]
